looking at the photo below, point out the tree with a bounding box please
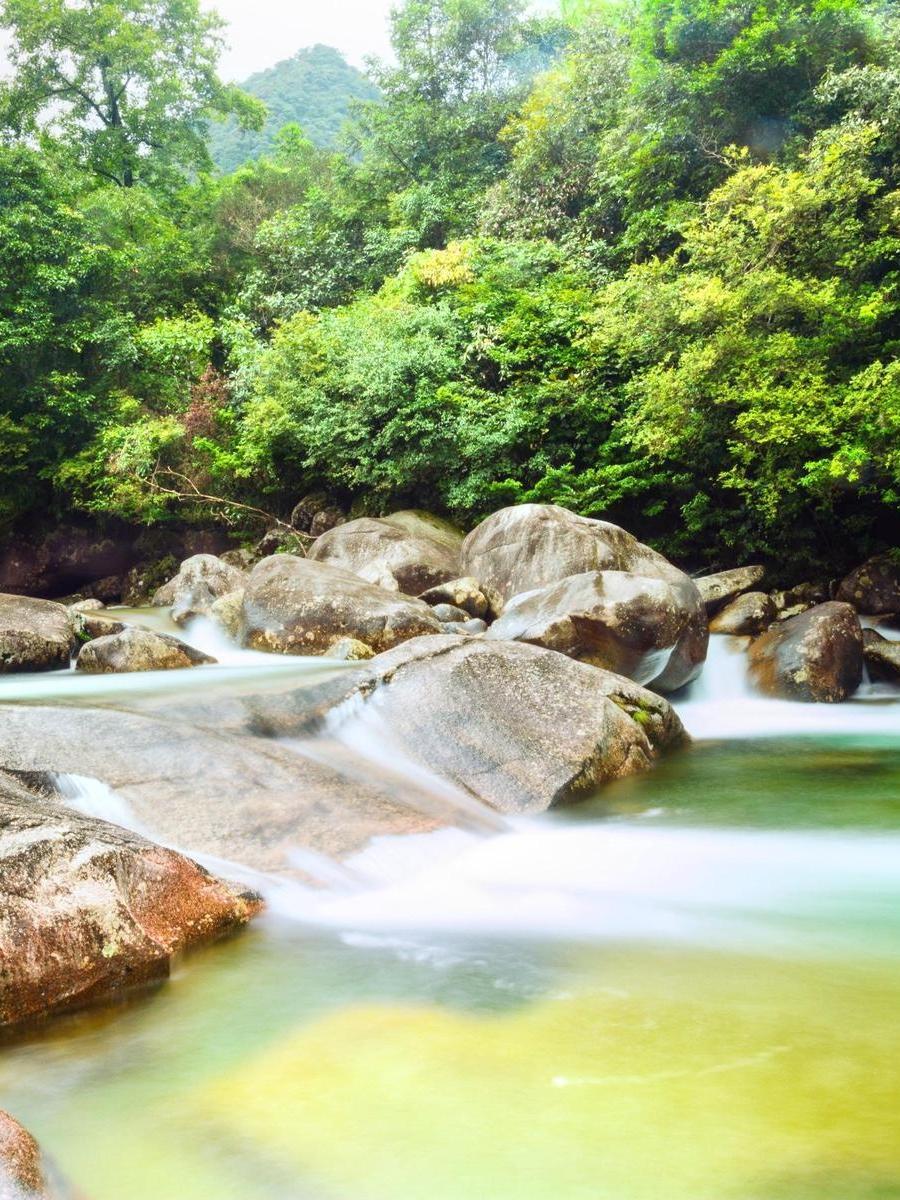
[0,0,264,188]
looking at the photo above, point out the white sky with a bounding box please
[1,1,559,84]
[204,0,398,79]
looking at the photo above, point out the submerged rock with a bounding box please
[283,636,687,815]
[0,775,260,1029]
[309,513,462,594]
[0,1110,67,1199]
[152,554,246,625]
[75,626,215,674]
[694,566,766,614]
[862,628,900,683]
[837,553,900,615]
[242,555,442,656]
[748,602,863,703]
[709,592,776,636]
[0,595,73,674]
[485,569,707,693]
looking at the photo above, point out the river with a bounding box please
[1,620,898,1200]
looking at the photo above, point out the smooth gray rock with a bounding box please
[152,554,247,624]
[76,626,215,673]
[310,512,462,594]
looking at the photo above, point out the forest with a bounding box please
[1,0,898,576]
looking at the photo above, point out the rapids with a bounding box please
[1,618,898,1200]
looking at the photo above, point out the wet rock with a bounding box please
[0,1110,66,1199]
[152,555,246,625]
[862,628,900,683]
[710,592,776,636]
[283,636,687,815]
[695,566,766,614]
[74,612,127,641]
[485,569,707,693]
[208,590,245,641]
[0,774,260,1029]
[0,595,73,673]
[243,556,442,656]
[748,602,863,703]
[776,602,812,622]
[76,627,216,674]
[770,582,828,613]
[418,576,489,619]
[836,553,900,615]
[326,637,376,661]
[309,513,462,595]
[431,604,470,623]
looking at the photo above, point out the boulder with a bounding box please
[290,493,346,536]
[282,636,687,815]
[770,582,828,613]
[74,611,127,641]
[68,598,104,614]
[76,627,216,674]
[326,638,376,661]
[748,602,863,703]
[152,555,246,625]
[485,570,707,692]
[459,618,487,635]
[309,514,462,595]
[0,774,260,1029]
[253,526,311,559]
[862,629,900,683]
[418,576,489,619]
[0,1110,67,1199]
[694,566,766,614]
[709,592,776,636]
[208,590,245,641]
[309,507,347,538]
[836,553,900,615]
[461,504,697,613]
[242,556,442,656]
[0,595,73,673]
[219,548,257,571]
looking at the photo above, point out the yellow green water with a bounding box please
[1,737,899,1200]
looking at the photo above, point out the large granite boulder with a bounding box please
[862,628,900,683]
[0,774,260,1029]
[748,602,863,702]
[274,636,688,814]
[152,555,246,625]
[836,553,900,615]
[309,512,463,594]
[242,556,442,656]
[709,591,776,636]
[485,570,707,692]
[75,626,215,674]
[694,566,766,614]
[0,595,73,673]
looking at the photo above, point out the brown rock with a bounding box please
[0,595,73,674]
[836,553,900,615]
[710,591,776,636]
[152,555,246,625]
[695,566,766,614]
[242,556,442,656]
[0,775,260,1029]
[0,1110,57,1198]
[75,627,215,674]
[309,513,462,595]
[309,507,346,538]
[485,570,707,693]
[748,602,863,702]
[418,576,489,619]
[862,628,900,683]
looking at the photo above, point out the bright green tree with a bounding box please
[0,0,264,188]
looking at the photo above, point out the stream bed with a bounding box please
[1,627,898,1200]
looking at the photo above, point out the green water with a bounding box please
[2,736,899,1200]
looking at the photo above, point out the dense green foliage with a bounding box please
[0,0,897,574]
[207,45,381,174]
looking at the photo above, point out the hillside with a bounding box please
[208,44,380,172]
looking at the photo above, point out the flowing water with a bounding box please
[1,623,899,1199]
